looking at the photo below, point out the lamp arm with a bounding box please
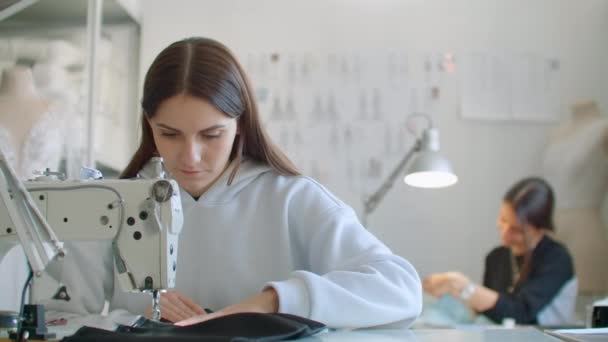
[0,150,65,275]
[362,139,421,226]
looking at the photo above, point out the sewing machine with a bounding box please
[0,152,183,339]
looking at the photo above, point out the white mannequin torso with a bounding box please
[544,102,608,209]
[0,65,64,179]
[541,101,608,294]
[0,66,51,148]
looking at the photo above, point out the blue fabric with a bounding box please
[418,295,494,327]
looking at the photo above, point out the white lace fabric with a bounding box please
[0,110,65,179]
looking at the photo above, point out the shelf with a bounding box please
[0,0,140,26]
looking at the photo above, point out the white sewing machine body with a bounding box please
[0,177,183,293]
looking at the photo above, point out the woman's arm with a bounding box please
[423,272,498,312]
[267,205,422,329]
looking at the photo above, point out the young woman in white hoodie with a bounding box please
[114,37,422,329]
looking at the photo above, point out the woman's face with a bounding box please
[149,94,238,198]
[497,202,526,250]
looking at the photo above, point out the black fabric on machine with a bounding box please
[60,312,326,342]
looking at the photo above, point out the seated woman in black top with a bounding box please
[423,177,576,325]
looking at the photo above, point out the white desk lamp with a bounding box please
[362,113,457,226]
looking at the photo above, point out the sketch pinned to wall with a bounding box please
[287,55,297,85]
[441,52,457,74]
[358,89,368,120]
[329,124,338,152]
[511,53,561,122]
[310,93,322,124]
[367,158,383,180]
[425,52,448,102]
[344,124,353,149]
[340,56,350,83]
[258,52,270,81]
[327,53,337,79]
[388,52,409,88]
[397,124,410,159]
[326,92,338,122]
[460,51,561,122]
[409,87,427,115]
[384,124,392,157]
[293,129,303,147]
[424,55,437,86]
[279,126,289,151]
[299,54,310,83]
[284,93,296,121]
[372,88,383,121]
[271,95,282,120]
[352,53,362,83]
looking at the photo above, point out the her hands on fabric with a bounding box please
[144,290,206,323]
[435,294,476,323]
[175,287,279,326]
[419,294,492,327]
[423,272,470,298]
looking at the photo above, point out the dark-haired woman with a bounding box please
[104,37,422,329]
[423,178,576,325]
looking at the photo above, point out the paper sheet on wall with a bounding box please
[460,51,560,122]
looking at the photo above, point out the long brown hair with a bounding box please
[504,177,555,286]
[121,37,299,181]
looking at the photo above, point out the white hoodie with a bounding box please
[42,159,422,329]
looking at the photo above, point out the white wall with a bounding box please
[138,0,608,282]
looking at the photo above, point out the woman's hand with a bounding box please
[424,272,499,312]
[144,290,206,323]
[175,287,279,326]
[423,272,470,298]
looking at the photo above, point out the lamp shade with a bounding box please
[404,151,458,188]
[403,127,458,188]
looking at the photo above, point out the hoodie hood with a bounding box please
[139,158,272,206]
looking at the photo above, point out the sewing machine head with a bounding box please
[0,177,183,292]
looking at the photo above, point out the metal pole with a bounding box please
[85,0,103,167]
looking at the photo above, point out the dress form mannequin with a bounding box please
[0,65,55,311]
[0,65,64,179]
[542,100,608,295]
